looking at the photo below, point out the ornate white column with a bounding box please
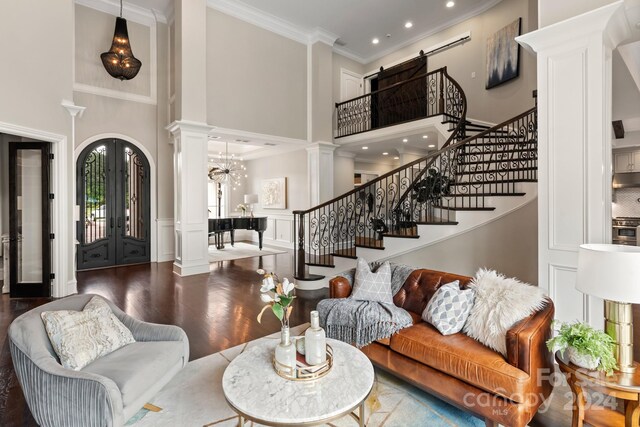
[167,121,211,276]
[168,0,210,276]
[517,2,630,328]
[306,142,336,206]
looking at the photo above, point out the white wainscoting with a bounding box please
[251,213,295,249]
[157,218,175,262]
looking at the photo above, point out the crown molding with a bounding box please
[309,28,339,46]
[61,100,87,118]
[75,0,167,25]
[207,0,309,44]
[332,46,368,64]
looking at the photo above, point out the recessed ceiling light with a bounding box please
[394,156,400,160]
[402,138,408,143]
[428,144,436,148]
[209,136,221,139]
[372,38,379,45]
[446,1,455,7]
[405,21,413,29]
[422,135,429,139]
[382,152,389,156]
[362,146,368,150]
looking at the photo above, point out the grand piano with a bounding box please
[208,217,268,250]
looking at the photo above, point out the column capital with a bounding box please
[305,141,337,154]
[166,120,213,136]
[516,1,630,53]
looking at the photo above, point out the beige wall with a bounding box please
[311,42,334,142]
[388,199,538,285]
[230,149,309,215]
[74,7,173,219]
[538,0,617,27]
[0,0,73,135]
[334,154,356,195]
[332,52,365,105]
[75,5,151,97]
[206,9,307,140]
[364,0,538,124]
[354,161,396,176]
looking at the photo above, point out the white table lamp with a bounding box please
[244,194,258,217]
[577,244,640,373]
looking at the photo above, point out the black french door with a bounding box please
[77,139,150,270]
[9,142,52,298]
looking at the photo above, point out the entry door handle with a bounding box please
[117,217,122,228]
[110,217,114,228]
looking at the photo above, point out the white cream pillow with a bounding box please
[41,296,135,370]
[462,269,547,356]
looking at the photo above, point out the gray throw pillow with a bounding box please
[422,280,475,336]
[351,258,394,304]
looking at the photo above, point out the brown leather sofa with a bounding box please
[329,268,554,427]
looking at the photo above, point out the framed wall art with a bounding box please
[486,18,521,89]
[261,177,287,209]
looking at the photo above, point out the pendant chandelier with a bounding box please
[100,0,142,80]
[208,142,247,191]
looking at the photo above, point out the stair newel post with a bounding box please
[293,210,306,280]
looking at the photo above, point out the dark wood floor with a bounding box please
[0,249,573,426]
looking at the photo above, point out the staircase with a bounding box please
[294,67,537,285]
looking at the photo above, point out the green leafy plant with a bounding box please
[411,168,454,204]
[547,321,617,375]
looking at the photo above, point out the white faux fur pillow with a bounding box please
[463,269,547,356]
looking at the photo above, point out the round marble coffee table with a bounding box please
[222,338,374,426]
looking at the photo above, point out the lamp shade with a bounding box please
[244,194,258,204]
[576,244,640,303]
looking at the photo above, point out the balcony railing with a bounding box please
[335,67,461,138]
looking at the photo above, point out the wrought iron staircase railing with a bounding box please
[294,95,537,280]
[294,68,469,280]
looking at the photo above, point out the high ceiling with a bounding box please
[126,0,503,63]
[233,0,502,62]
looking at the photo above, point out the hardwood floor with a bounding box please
[0,249,574,426]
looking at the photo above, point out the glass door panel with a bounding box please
[9,142,50,297]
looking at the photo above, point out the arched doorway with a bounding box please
[76,138,150,270]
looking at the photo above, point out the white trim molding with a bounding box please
[516,0,631,330]
[0,121,72,298]
[157,218,175,262]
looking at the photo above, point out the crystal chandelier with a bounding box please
[208,142,247,191]
[100,0,142,80]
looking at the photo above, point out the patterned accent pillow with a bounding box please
[41,296,135,370]
[422,281,475,336]
[351,258,393,304]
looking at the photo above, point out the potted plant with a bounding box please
[546,321,617,375]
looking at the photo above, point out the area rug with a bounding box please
[208,242,286,263]
[126,325,484,427]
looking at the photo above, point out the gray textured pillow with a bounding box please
[422,281,475,335]
[41,296,135,370]
[351,258,393,304]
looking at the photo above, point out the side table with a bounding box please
[556,351,640,427]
